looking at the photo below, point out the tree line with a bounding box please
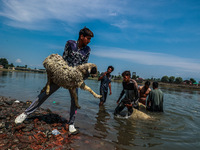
[1,58,197,84]
[160,76,196,84]
[0,58,28,69]
[0,58,14,69]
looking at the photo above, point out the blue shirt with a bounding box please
[100,73,112,92]
[62,40,91,67]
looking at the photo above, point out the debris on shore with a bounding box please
[0,96,79,150]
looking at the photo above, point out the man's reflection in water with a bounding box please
[94,105,110,139]
[114,117,137,149]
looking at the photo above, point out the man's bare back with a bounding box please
[138,84,151,105]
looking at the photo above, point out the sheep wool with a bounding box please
[43,54,84,89]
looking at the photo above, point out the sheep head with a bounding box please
[77,63,98,78]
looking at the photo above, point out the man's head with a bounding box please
[107,66,114,74]
[152,82,159,89]
[145,81,151,89]
[78,27,94,46]
[122,71,131,83]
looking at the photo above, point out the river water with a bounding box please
[0,71,200,150]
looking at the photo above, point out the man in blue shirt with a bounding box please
[15,27,94,135]
[98,66,114,106]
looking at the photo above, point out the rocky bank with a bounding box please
[0,96,80,150]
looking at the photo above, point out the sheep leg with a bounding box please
[69,88,81,109]
[40,84,47,94]
[40,72,51,95]
[80,82,102,98]
[45,74,51,95]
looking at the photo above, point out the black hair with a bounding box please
[107,66,114,71]
[122,71,131,77]
[79,27,94,39]
[153,82,159,88]
[145,81,151,86]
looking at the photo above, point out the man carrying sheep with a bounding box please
[15,27,94,135]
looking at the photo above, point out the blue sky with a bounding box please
[0,0,200,81]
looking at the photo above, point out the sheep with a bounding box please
[41,54,101,109]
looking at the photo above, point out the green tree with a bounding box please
[161,76,169,83]
[175,77,183,84]
[169,76,175,83]
[0,58,9,68]
[9,63,14,67]
[190,78,196,84]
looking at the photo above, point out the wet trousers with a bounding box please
[25,83,78,125]
[100,88,108,103]
[114,100,133,116]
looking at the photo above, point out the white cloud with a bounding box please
[0,0,123,30]
[15,59,22,63]
[92,46,200,73]
[0,0,198,34]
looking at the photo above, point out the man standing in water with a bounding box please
[98,66,114,106]
[147,82,164,112]
[114,71,139,116]
[15,27,94,135]
[138,81,151,105]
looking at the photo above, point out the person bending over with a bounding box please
[15,27,94,135]
[114,71,139,116]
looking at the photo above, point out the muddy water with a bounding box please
[0,71,200,150]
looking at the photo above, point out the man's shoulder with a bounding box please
[66,40,76,48]
[152,89,162,94]
[67,40,76,43]
[138,86,143,90]
[130,79,137,84]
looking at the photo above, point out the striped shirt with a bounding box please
[62,40,91,67]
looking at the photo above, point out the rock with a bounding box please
[5,100,14,105]
[0,102,4,106]
[0,122,5,129]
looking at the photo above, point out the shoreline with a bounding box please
[0,95,115,150]
[0,68,46,74]
[1,68,199,90]
[88,77,200,90]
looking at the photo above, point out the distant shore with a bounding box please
[0,68,46,73]
[1,68,199,91]
[88,77,200,90]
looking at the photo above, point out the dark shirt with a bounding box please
[62,40,91,67]
[147,89,164,112]
[119,79,139,105]
[100,73,112,92]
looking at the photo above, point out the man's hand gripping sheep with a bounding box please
[41,54,102,109]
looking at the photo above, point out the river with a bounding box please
[0,71,200,150]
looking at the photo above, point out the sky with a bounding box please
[0,0,200,81]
